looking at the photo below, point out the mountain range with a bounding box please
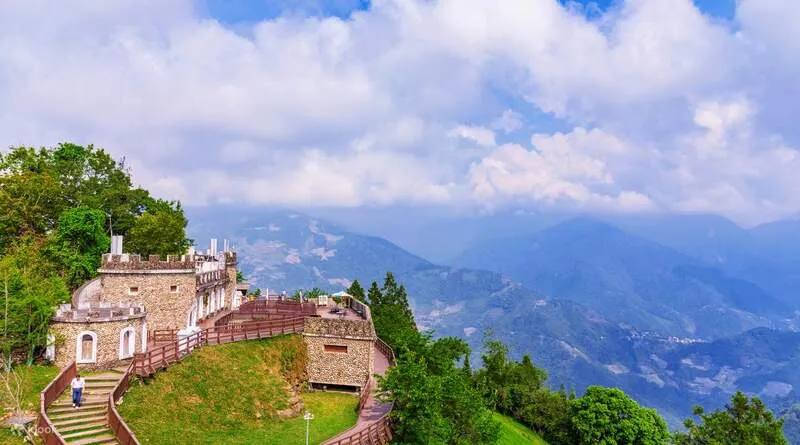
[186,206,800,439]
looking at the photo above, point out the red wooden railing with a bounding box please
[375,338,395,366]
[324,413,394,445]
[133,317,305,377]
[108,361,138,445]
[37,361,76,445]
[236,300,317,317]
[357,376,372,412]
[150,329,178,344]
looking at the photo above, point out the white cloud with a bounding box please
[0,0,799,223]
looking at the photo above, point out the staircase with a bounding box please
[45,368,126,445]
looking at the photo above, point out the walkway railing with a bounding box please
[37,361,76,445]
[237,300,317,317]
[134,317,305,377]
[108,362,137,445]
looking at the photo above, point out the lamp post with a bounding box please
[304,411,314,445]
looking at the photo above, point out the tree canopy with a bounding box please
[0,143,191,365]
[674,391,787,445]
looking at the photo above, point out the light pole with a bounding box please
[304,411,314,445]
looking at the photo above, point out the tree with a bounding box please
[236,271,245,283]
[347,280,365,301]
[0,238,69,365]
[47,207,110,289]
[367,281,382,306]
[674,391,787,445]
[125,204,191,257]
[379,351,449,444]
[570,386,669,445]
[0,143,157,245]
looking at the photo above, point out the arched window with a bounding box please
[76,331,97,364]
[119,327,135,359]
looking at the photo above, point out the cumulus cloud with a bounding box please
[0,0,798,223]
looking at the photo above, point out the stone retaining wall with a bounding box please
[304,335,374,388]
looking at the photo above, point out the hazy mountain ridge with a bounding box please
[453,217,794,339]
[186,207,800,437]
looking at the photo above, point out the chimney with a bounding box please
[110,235,124,254]
[223,239,229,252]
[210,238,218,257]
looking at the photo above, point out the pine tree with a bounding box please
[382,272,399,304]
[367,281,382,306]
[347,280,366,302]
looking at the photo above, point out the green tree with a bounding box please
[379,351,449,444]
[236,271,245,283]
[570,386,669,445]
[367,280,382,306]
[346,280,365,301]
[0,143,157,246]
[0,239,69,365]
[47,207,110,289]
[674,391,787,445]
[125,204,191,257]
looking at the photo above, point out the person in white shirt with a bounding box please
[70,373,85,408]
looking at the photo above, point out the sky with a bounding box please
[1,0,798,225]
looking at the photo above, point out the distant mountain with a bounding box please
[601,214,800,309]
[453,217,791,338]
[186,207,800,438]
[186,207,534,319]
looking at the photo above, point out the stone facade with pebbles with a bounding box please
[49,237,241,368]
[303,317,375,388]
[50,311,146,369]
[98,261,197,332]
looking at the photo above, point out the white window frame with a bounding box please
[76,331,98,364]
[119,327,136,359]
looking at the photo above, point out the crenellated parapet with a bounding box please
[99,253,196,273]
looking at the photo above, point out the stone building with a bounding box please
[48,236,240,369]
[303,296,376,390]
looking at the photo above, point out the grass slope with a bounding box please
[0,364,58,445]
[494,413,548,445]
[118,335,358,445]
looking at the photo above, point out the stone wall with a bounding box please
[99,254,195,271]
[303,317,375,339]
[304,335,374,387]
[99,272,196,331]
[51,317,145,370]
[225,262,237,310]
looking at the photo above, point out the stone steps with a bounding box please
[50,406,106,420]
[45,368,126,445]
[62,426,113,441]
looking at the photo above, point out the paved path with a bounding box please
[322,344,393,444]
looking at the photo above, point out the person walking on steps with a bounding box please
[71,373,85,408]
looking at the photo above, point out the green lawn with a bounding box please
[118,335,359,445]
[494,412,549,445]
[0,364,59,445]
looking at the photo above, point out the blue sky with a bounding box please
[200,0,737,23]
[1,0,798,224]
